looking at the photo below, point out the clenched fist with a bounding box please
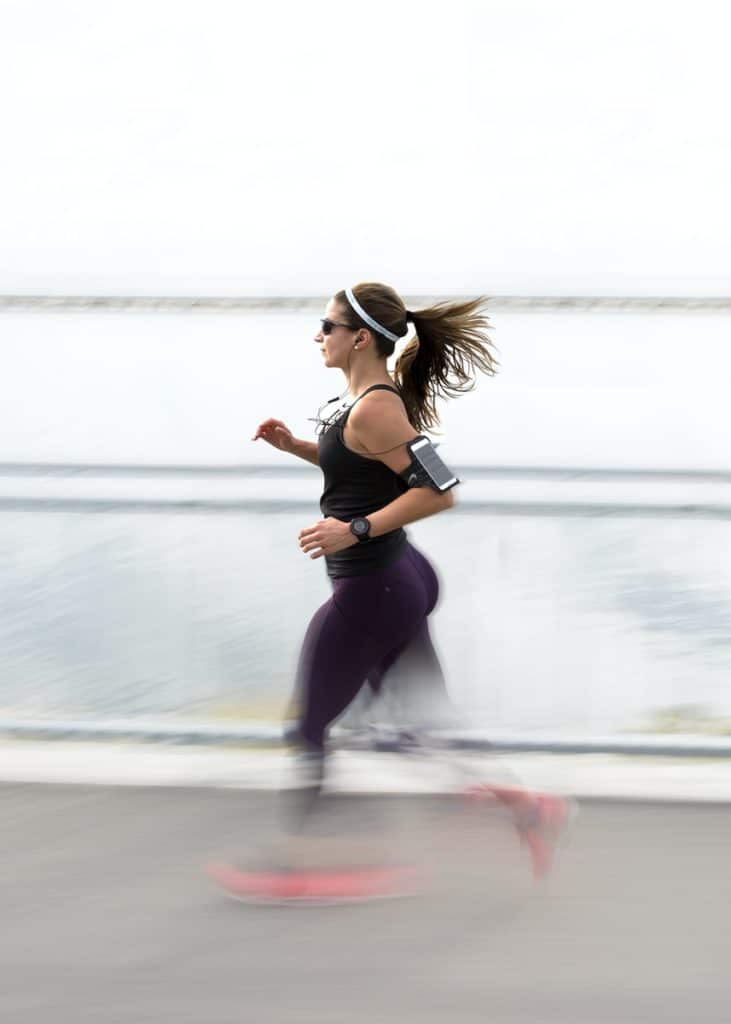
[298,517,357,559]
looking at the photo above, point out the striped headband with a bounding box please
[345,287,405,344]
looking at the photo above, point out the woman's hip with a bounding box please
[331,541,439,635]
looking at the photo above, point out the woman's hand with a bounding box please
[252,418,295,453]
[298,517,357,559]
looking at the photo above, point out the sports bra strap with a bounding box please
[341,384,401,425]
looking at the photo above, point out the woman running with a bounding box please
[258,283,494,760]
[210,283,568,900]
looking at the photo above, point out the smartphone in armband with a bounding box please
[406,436,460,493]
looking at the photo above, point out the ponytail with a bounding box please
[394,297,497,432]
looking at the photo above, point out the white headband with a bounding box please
[345,287,402,343]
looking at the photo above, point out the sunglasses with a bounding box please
[320,317,356,335]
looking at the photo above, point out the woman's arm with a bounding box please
[297,478,454,559]
[368,485,454,537]
[289,438,320,467]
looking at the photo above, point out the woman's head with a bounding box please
[314,284,408,372]
[317,282,498,432]
[333,283,409,359]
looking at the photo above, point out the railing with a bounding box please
[1,294,730,313]
[1,463,729,518]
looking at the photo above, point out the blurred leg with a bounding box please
[296,566,429,751]
[365,618,458,729]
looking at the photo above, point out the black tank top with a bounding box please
[318,384,409,578]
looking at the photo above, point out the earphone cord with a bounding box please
[345,433,415,456]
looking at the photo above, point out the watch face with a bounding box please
[352,518,369,536]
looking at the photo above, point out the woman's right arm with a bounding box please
[251,418,320,467]
[288,438,319,466]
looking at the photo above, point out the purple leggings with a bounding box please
[293,542,447,753]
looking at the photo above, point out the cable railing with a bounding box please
[1,462,729,518]
[1,294,730,313]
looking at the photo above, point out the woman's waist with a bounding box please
[319,494,402,522]
[325,529,407,576]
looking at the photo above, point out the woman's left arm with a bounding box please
[298,393,456,559]
[368,485,454,536]
[298,484,454,560]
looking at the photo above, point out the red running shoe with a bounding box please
[206,861,423,905]
[463,785,577,881]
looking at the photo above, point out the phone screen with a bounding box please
[410,438,459,491]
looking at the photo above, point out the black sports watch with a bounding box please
[349,516,371,543]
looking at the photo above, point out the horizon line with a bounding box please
[1,462,729,482]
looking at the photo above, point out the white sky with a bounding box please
[1,0,730,295]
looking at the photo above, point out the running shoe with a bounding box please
[463,784,577,881]
[206,860,422,905]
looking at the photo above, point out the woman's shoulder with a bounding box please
[349,385,408,423]
[347,386,416,460]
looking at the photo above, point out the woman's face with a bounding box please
[314,299,360,370]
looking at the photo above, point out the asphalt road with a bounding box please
[2,783,730,1023]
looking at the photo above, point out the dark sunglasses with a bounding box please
[320,317,356,336]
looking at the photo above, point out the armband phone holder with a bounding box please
[402,436,460,493]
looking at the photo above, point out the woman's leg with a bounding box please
[364,543,456,727]
[280,555,429,833]
[295,556,430,753]
[366,617,458,729]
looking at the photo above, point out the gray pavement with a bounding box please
[2,783,730,1023]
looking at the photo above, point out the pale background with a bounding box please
[1,0,729,297]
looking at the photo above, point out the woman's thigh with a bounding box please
[295,552,433,747]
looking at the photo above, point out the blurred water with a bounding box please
[1,504,730,732]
